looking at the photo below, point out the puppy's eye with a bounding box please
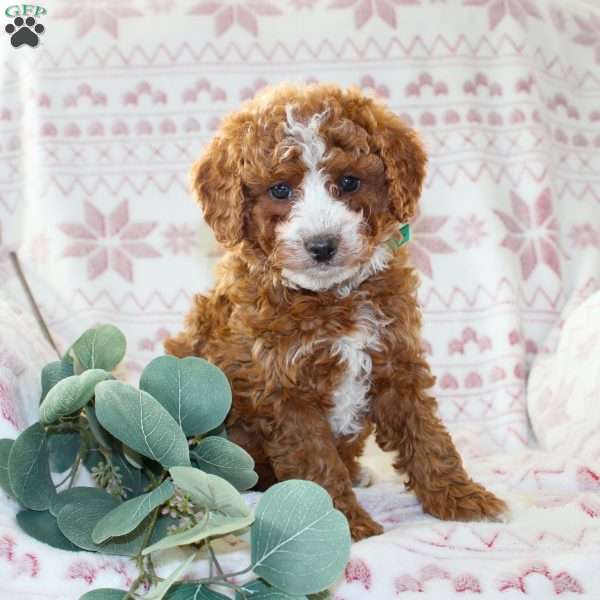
[339,175,361,193]
[269,182,293,201]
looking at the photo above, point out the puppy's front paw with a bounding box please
[424,482,508,522]
[353,466,374,488]
[349,513,384,541]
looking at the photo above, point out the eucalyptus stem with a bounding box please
[207,579,248,596]
[123,507,161,600]
[207,542,225,576]
[186,564,253,585]
[67,452,82,489]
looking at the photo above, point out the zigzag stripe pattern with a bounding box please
[0,39,599,89]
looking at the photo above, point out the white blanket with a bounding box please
[2,289,600,599]
[2,0,600,597]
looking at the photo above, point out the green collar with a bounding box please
[386,223,411,252]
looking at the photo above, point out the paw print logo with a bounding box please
[5,16,45,48]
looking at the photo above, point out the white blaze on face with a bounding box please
[277,107,364,292]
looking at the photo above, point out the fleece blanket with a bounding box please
[1,0,600,597]
[2,289,600,599]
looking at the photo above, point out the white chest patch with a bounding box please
[328,310,382,437]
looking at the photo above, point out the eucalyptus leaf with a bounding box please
[8,423,55,510]
[57,492,152,556]
[79,589,127,600]
[16,510,79,552]
[92,480,174,543]
[71,324,126,371]
[191,437,258,491]
[95,381,190,469]
[169,466,250,518]
[165,584,229,600]
[51,486,111,517]
[144,552,196,600]
[111,445,145,498]
[85,405,112,449]
[48,432,81,473]
[236,580,306,600]
[0,439,14,496]
[251,480,351,595]
[41,359,74,401]
[140,356,232,436]
[143,511,254,555]
[123,444,144,469]
[40,370,110,425]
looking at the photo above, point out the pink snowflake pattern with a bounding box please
[188,1,282,37]
[409,210,455,278]
[462,0,543,31]
[291,0,318,8]
[60,200,160,282]
[572,13,600,64]
[147,0,176,13]
[163,224,198,254]
[454,215,487,249]
[569,224,599,248]
[54,0,143,38]
[329,0,420,30]
[494,188,562,281]
[549,6,566,32]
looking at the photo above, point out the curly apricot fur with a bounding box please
[166,84,507,540]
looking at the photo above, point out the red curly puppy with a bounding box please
[166,83,506,540]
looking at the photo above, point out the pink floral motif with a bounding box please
[454,574,482,593]
[329,0,420,30]
[359,75,390,99]
[291,0,318,7]
[409,210,455,278]
[68,560,97,584]
[406,72,448,97]
[395,574,423,593]
[54,0,143,38]
[60,201,160,282]
[163,224,198,254]
[463,0,543,31]
[494,188,562,281]
[345,558,372,589]
[139,327,172,352]
[454,215,487,249]
[569,224,599,248]
[240,78,269,101]
[549,6,566,32]
[188,1,282,36]
[147,0,176,13]
[572,13,600,64]
[0,379,25,429]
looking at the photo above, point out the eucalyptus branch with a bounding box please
[186,564,254,585]
[67,452,82,489]
[207,541,225,577]
[123,508,162,600]
[7,323,348,600]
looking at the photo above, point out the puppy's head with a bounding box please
[192,84,426,291]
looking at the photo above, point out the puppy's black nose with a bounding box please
[305,237,338,263]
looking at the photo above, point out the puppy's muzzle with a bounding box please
[304,236,339,263]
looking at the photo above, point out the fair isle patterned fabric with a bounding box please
[2,291,600,598]
[1,0,600,597]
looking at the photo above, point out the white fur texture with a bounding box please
[329,308,383,437]
[278,107,364,292]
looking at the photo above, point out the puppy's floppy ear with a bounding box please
[369,104,427,223]
[190,135,245,248]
